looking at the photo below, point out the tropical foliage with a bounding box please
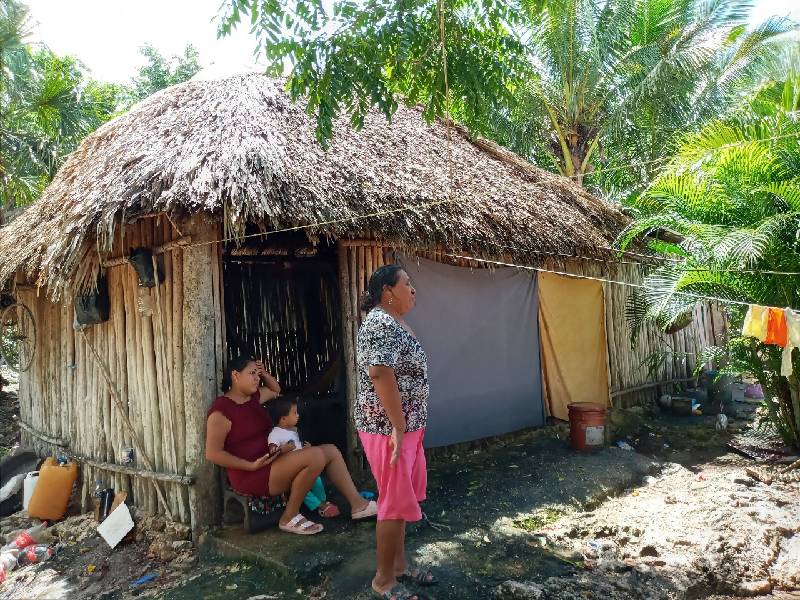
[218,0,790,184]
[121,43,201,110]
[618,48,800,446]
[0,0,121,208]
[217,0,535,145]
[487,0,792,195]
[0,1,202,210]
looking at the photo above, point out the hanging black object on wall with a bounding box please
[75,277,110,325]
[128,247,164,288]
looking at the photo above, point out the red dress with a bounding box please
[207,393,273,496]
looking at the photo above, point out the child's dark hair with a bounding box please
[268,396,297,424]
[221,354,256,392]
[358,264,404,312]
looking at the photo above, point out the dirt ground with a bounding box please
[0,385,798,599]
[496,425,800,599]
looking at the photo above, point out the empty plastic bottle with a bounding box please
[0,549,19,583]
[3,522,50,551]
[17,544,56,566]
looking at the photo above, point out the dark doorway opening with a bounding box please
[223,233,346,453]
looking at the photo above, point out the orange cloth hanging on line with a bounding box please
[742,305,768,340]
[764,307,788,347]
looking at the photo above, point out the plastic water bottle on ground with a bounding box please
[3,522,50,551]
[0,549,19,583]
[17,544,56,566]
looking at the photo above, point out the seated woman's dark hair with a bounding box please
[359,264,404,312]
[222,354,256,392]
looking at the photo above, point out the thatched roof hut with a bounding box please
[0,75,721,536]
[0,75,627,297]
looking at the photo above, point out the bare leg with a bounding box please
[268,447,325,526]
[317,444,369,513]
[394,521,408,575]
[373,520,417,599]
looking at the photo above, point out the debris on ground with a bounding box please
[1,370,798,599]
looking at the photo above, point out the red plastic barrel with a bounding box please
[568,403,607,452]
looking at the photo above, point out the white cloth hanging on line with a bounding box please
[781,308,800,377]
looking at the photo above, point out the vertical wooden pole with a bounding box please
[338,244,359,472]
[182,216,221,540]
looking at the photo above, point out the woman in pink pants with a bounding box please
[356,265,438,600]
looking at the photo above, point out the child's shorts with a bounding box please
[358,428,427,522]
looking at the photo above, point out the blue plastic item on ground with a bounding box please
[130,572,158,587]
[359,490,375,500]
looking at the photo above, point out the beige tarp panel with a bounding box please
[538,272,611,421]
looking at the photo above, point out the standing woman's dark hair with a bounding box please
[359,264,404,312]
[221,354,256,392]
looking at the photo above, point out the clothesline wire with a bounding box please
[438,252,769,309]
[177,129,800,252]
[456,234,800,276]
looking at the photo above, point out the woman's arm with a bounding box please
[206,411,275,471]
[369,365,406,465]
[368,365,406,431]
[255,360,281,403]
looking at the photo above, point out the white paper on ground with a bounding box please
[0,473,25,502]
[97,502,134,549]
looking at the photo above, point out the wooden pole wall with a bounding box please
[337,241,387,471]
[14,215,204,527]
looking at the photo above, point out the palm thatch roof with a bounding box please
[0,74,629,297]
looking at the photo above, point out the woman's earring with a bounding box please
[388,297,393,305]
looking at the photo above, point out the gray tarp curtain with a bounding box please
[399,254,544,447]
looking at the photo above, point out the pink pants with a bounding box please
[358,428,427,522]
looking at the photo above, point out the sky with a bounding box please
[25,0,800,85]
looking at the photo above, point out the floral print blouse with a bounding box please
[355,307,429,435]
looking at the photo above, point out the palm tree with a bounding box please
[489,0,792,194]
[618,49,800,447]
[0,0,120,209]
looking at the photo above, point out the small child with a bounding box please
[268,397,341,518]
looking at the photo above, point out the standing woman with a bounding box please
[357,265,438,600]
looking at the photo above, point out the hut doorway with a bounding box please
[222,236,346,452]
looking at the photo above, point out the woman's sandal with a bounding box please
[351,499,378,520]
[372,583,419,600]
[317,501,341,518]
[278,514,323,535]
[398,563,438,586]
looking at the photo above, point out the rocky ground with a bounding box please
[496,436,799,599]
[0,366,19,458]
[0,387,797,599]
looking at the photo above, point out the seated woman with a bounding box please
[206,355,377,535]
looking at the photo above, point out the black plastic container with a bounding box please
[75,277,110,325]
[99,488,115,522]
[128,248,164,287]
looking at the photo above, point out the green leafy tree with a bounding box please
[218,0,790,171]
[487,0,792,192]
[217,0,535,145]
[0,0,122,208]
[618,50,800,447]
[121,43,201,108]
